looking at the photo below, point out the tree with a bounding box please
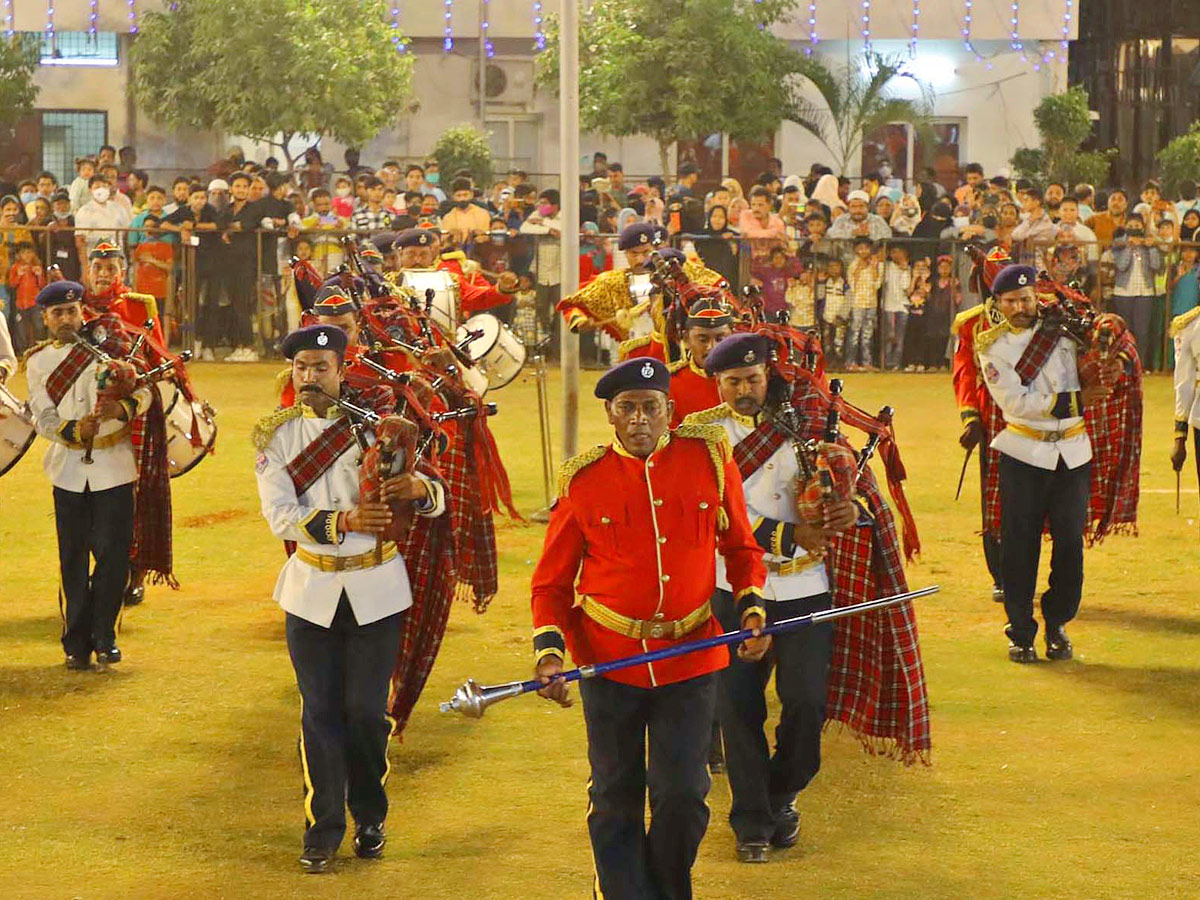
[0,35,40,131]
[536,0,810,176]
[785,51,933,176]
[1010,86,1113,187]
[130,0,413,167]
[1157,122,1200,196]
[432,125,494,188]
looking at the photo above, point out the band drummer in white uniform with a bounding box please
[254,324,446,874]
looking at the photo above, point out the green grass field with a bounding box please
[1,363,1198,899]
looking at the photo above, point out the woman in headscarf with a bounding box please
[695,204,740,289]
[721,177,745,203]
[1180,208,1200,244]
[872,194,894,225]
[809,173,846,221]
[782,174,808,205]
[910,196,954,264]
[890,193,922,236]
[995,200,1021,247]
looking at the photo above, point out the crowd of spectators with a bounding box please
[3,144,1199,370]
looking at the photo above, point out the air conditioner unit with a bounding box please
[471,58,536,107]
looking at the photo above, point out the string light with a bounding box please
[910,0,919,56]
[389,2,406,53]
[127,0,138,34]
[860,0,870,51]
[1059,0,1073,53]
[3,0,15,39]
[805,0,817,56]
[533,0,545,52]
[961,0,993,70]
[481,0,493,58]
[88,0,98,37]
[46,0,55,40]
[443,0,452,52]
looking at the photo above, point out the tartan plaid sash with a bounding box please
[286,417,356,497]
[1014,324,1063,385]
[45,345,94,406]
[731,420,787,479]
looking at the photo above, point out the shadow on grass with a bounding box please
[1066,662,1200,717]
[0,614,60,643]
[1081,605,1200,637]
[0,661,133,701]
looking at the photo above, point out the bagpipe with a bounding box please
[644,249,739,357]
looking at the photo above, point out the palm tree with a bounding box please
[786,51,934,176]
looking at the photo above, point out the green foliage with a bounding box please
[1011,86,1109,186]
[130,0,413,165]
[1157,122,1200,195]
[0,36,40,130]
[432,124,494,188]
[536,0,808,173]
[787,51,933,176]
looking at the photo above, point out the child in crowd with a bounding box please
[921,254,959,370]
[822,257,850,366]
[904,258,932,371]
[750,245,799,320]
[880,242,912,370]
[331,175,356,218]
[512,272,545,348]
[7,242,45,350]
[68,157,96,213]
[786,261,816,328]
[299,188,347,276]
[1169,244,1199,367]
[846,236,883,369]
[132,215,175,312]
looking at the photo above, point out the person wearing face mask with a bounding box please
[1111,213,1165,366]
[72,174,132,262]
[440,177,491,245]
[44,191,82,281]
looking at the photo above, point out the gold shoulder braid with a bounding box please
[682,260,723,287]
[973,298,1013,354]
[617,334,652,358]
[1169,305,1200,338]
[557,444,609,496]
[251,405,304,451]
[274,366,292,399]
[666,356,689,374]
[674,422,732,530]
[563,269,632,324]
[680,404,732,425]
[18,339,54,372]
[953,303,985,331]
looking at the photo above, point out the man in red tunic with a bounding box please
[531,356,767,900]
[390,228,518,318]
[82,241,167,347]
[668,295,735,426]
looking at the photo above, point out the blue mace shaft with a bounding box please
[439,585,938,718]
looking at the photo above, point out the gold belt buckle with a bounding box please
[648,612,666,640]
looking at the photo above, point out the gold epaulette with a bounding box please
[974,319,1013,354]
[251,405,303,451]
[680,404,732,425]
[18,339,54,372]
[682,260,723,287]
[667,357,689,374]
[673,423,732,530]
[274,366,292,399]
[557,444,609,496]
[617,334,652,360]
[953,303,985,331]
[1169,306,1200,338]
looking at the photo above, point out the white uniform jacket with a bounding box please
[256,406,446,628]
[701,405,831,601]
[1172,309,1200,432]
[25,342,151,492]
[978,326,1093,471]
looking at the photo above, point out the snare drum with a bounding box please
[401,268,459,333]
[0,383,36,478]
[456,313,527,390]
[158,382,218,477]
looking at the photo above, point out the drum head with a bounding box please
[457,314,502,361]
[0,386,36,478]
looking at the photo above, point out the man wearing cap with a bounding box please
[390,228,516,319]
[81,241,166,347]
[667,294,735,426]
[531,356,768,900]
[24,281,154,669]
[254,324,446,873]
[684,332,857,863]
[976,265,1117,662]
[827,190,892,264]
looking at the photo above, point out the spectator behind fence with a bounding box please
[73,174,132,260]
[694,205,739,289]
[846,237,883,369]
[0,196,32,330]
[891,194,922,235]
[1011,186,1055,268]
[163,182,223,359]
[739,187,786,260]
[68,157,95,213]
[7,241,45,350]
[903,257,932,371]
[787,262,816,328]
[442,177,492,245]
[1087,188,1128,245]
[828,190,893,264]
[750,245,799,319]
[922,255,959,370]
[821,256,850,365]
[352,176,393,233]
[1110,213,1163,367]
[44,191,81,281]
[809,173,845,221]
[881,243,912,370]
[132,215,173,311]
[299,187,347,276]
[519,189,563,323]
[1055,197,1098,264]
[128,184,174,253]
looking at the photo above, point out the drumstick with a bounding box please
[593,298,653,330]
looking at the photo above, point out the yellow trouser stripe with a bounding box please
[382,713,396,788]
[299,697,316,828]
[585,777,605,900]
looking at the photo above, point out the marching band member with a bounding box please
[82,241,166,346]
[254,324,446,873]
[977,266,1118,663]
[1171,304,1200,489]
[390,228,517,317]
[688,333,857,863]
[24,281,152,669]
[531,356,767,900]
[668,294,735,426]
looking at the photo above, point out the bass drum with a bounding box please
[158,382,218,477]
[0,383,36,478]
[456,313,527,390]
[401,268,459,335]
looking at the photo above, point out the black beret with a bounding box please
[312,286,356,317]
[394,227,436,248]
[618,222,661,251]
[704,333,771,375]
[594,357,670,400]
[280,324,349,359]
[369,231,397,255]
[991,264,1037,296]
[36,280,85,308]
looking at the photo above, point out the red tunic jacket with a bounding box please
[531,427,766,688]
[437,256,510,315]
[951,304,987,425]
[668,358,721,427]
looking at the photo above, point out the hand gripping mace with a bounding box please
[439,585,939,718]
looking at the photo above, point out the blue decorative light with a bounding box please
[4,0,15,39]
[389,2,406,54]
[533,0,545,52]
[910,0,919,55]
[46,0,55,38]
[127,0,138,34]
[482,0,493,57]
[443,0,453,52]
[806,0,817,56]
[860,0,870,50]
[88,0,98,37]
[962,0,993,70]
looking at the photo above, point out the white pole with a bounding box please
[721,132,730,179]
[559,0,580,460]
[478,0,487,131]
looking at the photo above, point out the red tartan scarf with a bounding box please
[131,387,175,586]
[45,345,95,405]
[1013,324,1063,385]
[286,417,356,497]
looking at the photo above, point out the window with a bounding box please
[485,117,541,175]
[41,112,108,183]
[39,31,119,67]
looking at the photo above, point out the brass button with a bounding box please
[658,536,666,544]
[647,461,654,468]
[653,612,665,620]
[766,463,774,470]
[601,516,611,524]
[699,501,709,509]
[653,498,663,507]
[661,574,670,583]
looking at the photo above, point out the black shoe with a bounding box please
[354,824,385,859]
[991,585,1005,603]
[736,841,770,864]
[95,646,122,665]
[299,846,335,874]
[64,653,91,670]
[123,585,145,607]
[1045,626,1073,661]
[1008,643,1037,663]
[770,806,800,849]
